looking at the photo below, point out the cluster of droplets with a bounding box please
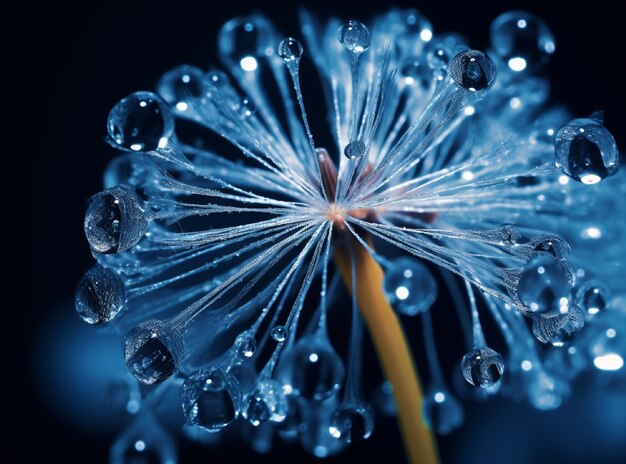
[74,7,625,462]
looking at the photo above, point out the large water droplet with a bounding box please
[490,11,555,72]
[422,386,464,435]
[449,50,496,91]
[124,321,183,385]
[107,91,174,152]
[75,264,125,324]
[218,16,274,72]
[277,37,303,62]
[328,401,374,443]
[182,367,241,432]
[532,305,585,345]
[400,58,431,89]
[84,186,148,254]
[243,380,288,426]
[277,335,345,400]
[576,280,610,316]
[461,347,505,388]
[383,257,438,316]
[337,20,370,54]
[517,253,572,317]
[157,64,204,114]
[555,118,619,184]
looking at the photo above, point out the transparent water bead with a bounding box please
[461,347,505,388]
[277,37,303,62]
[107,91,174,152]
[84,185,149,255]
[490,11,555,72]
[555,118,619,184]
[383,257,438,316]
[588,315,626,372]
[393,9,432,42]
[218,15,274,72]
[343,140,366,160]
[422,387,464,435]
[234,331,257,361]
[576,280,610,316]
[124,321,183,385]
[517,252,572,317]
[277,335,345,400]
[449,50,496,91]
[157,64,204,114]
[270,325,288,342]
[243,380,288,426]
[337,20,370,54]
[328,402,374,443]
[75,264,125,324]
[532,305,585,345]
[182,368,242,432]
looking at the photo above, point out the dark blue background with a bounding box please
[8,0,626,462]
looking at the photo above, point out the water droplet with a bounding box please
[124,321,183,385]
[490,11,555,72]
[461,347,505,388]
[234,331,257,360]
[299,395,346,457]
[328,402,374,443]
[182,368,242,432]
[218,16,274,72]
[157,64,204,114]
[84,186,149,255]
[383,257,438,316]
[277,335,345,400]
[75,264,125,324]
[532,305,585,345]
[271,325,288,342]
[110,415,176,464]
[393,9,433,42]
[337,20,370,54]
[343,140,366,160]
[555,118,619,184]
[204,70,230,89]
[422,386,464,435]
[517,253,572,317]
[449,50,496,91]
[576,280,610,316]
[107,91,174,152]
[277,37,303,62]
[243,380,288,426]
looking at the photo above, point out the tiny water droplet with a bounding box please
[271,325,288,342]
[461,347,505,388]
[422,386,464,435]
[576,280,610,316]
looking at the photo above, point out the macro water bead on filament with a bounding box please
[74,7,625,464]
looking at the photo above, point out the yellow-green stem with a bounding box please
[334,239,440,464]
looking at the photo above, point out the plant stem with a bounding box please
[334,238,440,464]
